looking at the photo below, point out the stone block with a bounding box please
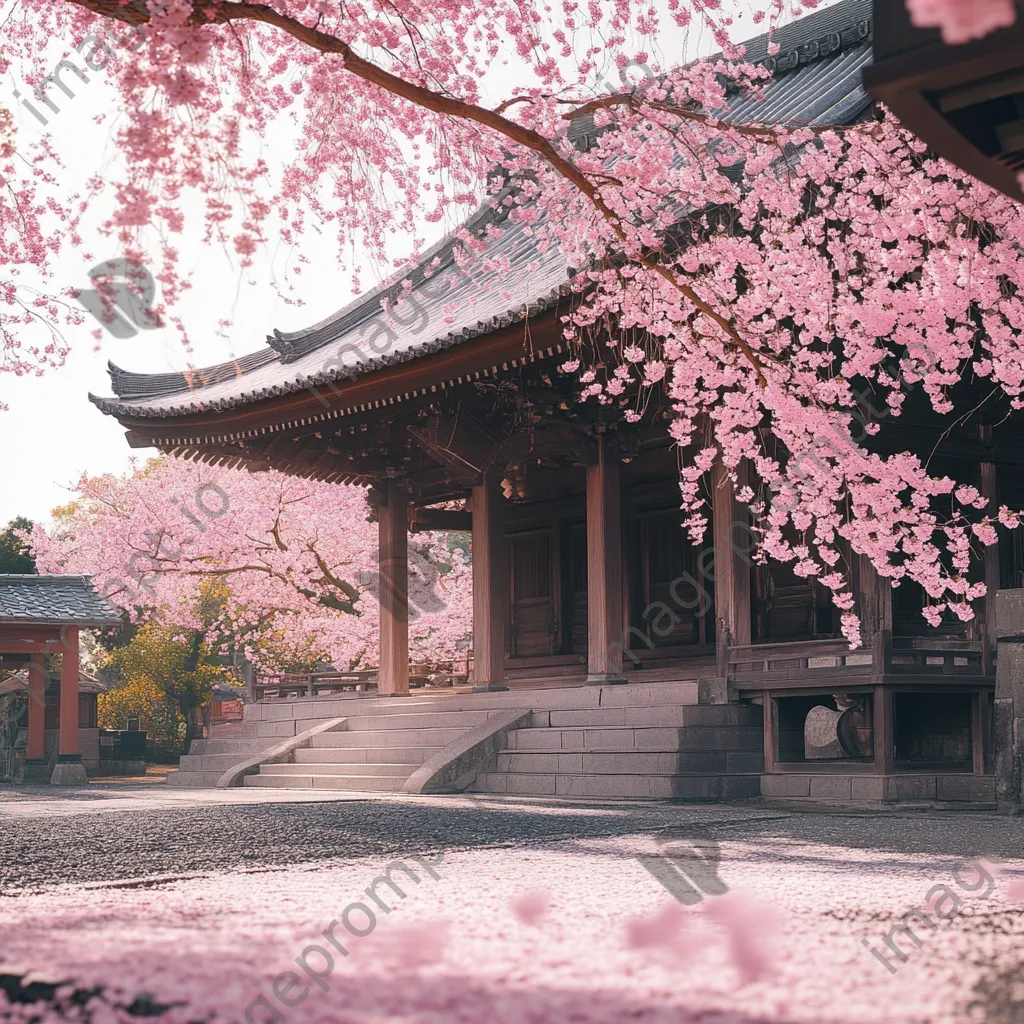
[557,752,584,773]
[697,677,728,705]
[555,774,585,797]
[632,728,681,750]
[584,727,636,750]
[581,774,649,799]
[504,773,557,796]
[890,775,938,801]
[49,761,89,786]
[850,776,886,802]
[726,751,765,773]
[760,774,811,798]
[512,728,563,750]
[936,775,997,803]
[598,681,698,708]
[809,775,853,800]
[995,589,1024,638]
[550,707,626,728]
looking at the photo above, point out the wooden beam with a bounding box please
[586,435,626,683]
[377,481,409,696]
[470,473,509,690]
[410,508,473,532]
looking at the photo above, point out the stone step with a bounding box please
[178,752,258,773]
[527,704,761,729]
[261,762,412,778]
[165,768,225,787]
[242,773,406,792]
[507,725,763,753]
[245,680,702,723]
[188,738,268,755]
[472,771,762,800]
[495,749,764,775]
[345,709,494,731]
[309,727,466,748]
[293,746,441,765]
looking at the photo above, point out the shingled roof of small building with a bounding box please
[89,0,873,422]
[0,575,123,627]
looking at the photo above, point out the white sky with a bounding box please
[0,1,840,528]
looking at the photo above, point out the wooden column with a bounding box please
[50,627,88,785]
[981,461,1000,672]
[586,435,626,683]
[26,652,46,761]
[377,481,409,696]
[711,461,752,676]
[471,472,510,691]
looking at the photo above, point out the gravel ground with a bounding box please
[1,789,1022,1024]
[1,787,1020,891]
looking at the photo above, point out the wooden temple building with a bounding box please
[91,0,1023,804]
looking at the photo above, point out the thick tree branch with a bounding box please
[65,0,767,383]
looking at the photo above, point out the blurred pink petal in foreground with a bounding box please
[1005,877,1024,903]
[704,892,782,987]
[905,0,1016,43]
[624,903,688,951]
[368,921,451,967]
[510,889,550,926]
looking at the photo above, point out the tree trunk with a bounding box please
[180,699,200,755]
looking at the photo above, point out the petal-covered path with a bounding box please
[1,788,1022,1024]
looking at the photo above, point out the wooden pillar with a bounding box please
[471,472,510,691]
[51,627,87,785]
[377,481,409,696]
[872,684,895,775]
[26,652,46,760]
[586,434,626,683]
[711,461,752,676]
[981,461,1000,672]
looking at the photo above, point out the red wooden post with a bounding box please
[26,652,46,760]
[51,626,88,785]
[378,480,409,696]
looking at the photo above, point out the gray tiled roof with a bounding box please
[0,576,123,627]
[90,0,873,421]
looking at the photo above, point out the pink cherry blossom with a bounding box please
[26,458,473,670]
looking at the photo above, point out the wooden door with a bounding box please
[634,509,714,647]
[562,521,588,654]
[509,531,556,657]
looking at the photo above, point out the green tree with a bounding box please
[109,623,227,754]
[0,518,36,573]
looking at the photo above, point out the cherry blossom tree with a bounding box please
[4,0,1024,644]
[28,458,474,669]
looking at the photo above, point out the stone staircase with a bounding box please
[169,681,765,799]
[470,701,763,800]
[244,707,494,791]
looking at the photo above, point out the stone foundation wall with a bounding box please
[994,589,1024,811]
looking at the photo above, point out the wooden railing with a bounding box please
[728,638,874,688]
[254,670,378,701]
[728,632,994,688]
[253,656,472,701]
